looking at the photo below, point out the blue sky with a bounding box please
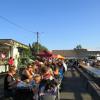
[0,0,100,50]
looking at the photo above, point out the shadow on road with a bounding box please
[60,70,93,100]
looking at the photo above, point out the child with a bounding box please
[32,75,41,100]
[39,79,58,96]
[4,67,17,99]
[45,79,58,95]
[41,67,53,80]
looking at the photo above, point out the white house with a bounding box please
[0,39,29,73]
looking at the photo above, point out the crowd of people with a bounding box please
[79,59,100,68]
[4,58,67,100]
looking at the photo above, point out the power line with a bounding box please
[0,15,45,51]
[0,15,33,33]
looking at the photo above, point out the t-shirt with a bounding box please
[8,58,14,65]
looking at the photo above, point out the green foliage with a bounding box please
[22,48,31,57]
[32,42,48,53]
[74,44,82,50]
[28,42,48,60]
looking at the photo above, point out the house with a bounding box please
[0,39,29,73]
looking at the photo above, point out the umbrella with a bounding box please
[36,50,52,57]
[52,54,57,58]
[56,55,65,59]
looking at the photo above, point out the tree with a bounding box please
[22,48,31,57]
[74,44,82,50]
[30,42,48,55]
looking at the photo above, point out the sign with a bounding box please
[1,53,6,59]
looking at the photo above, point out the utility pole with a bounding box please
[36,32,39,54]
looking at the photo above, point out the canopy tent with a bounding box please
[52,54,65,59]
[52,54,57,58]
[56,54,65,59]
[36,50,52,57]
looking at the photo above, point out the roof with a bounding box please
[52,50,77,57]
[0,39,29,49]
[52,49,100,59]
[52,49,88,58]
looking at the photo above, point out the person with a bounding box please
[44,79,58,95]
[58,62,64,80]
[4,66,18,99]
[21,63,33,81]
[8,57,14,67]
[62,61,67,72]
[54,67,60,79]
[32,75,41,100]
[41,66,53,80]
[39,79,58,97]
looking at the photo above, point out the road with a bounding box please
[60,69,93,100]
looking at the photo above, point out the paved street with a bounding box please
[60,70,93,100]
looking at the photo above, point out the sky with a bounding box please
[0,0,100,50]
